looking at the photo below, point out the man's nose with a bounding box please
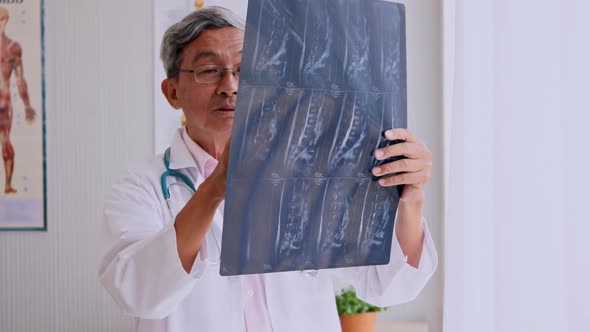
[215,71,239,97]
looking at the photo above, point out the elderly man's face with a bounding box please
[165,27,244,140]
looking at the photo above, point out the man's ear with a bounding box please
[161,78,181,110]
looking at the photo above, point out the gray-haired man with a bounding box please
[99,7,437,332]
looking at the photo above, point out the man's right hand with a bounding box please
[174,138,231,273]
[200,138,231,204]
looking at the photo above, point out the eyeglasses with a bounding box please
[178,64,240,84]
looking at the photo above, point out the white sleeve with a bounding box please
[97,172,203,319]
[332,218,438,307]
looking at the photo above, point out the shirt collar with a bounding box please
[168,127,219,177]
[167,128,197,170]
[181,127,217,177]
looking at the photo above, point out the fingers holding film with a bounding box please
[374,142,427,160]
[377,171,429,188]
[384,128,418,143]
[371,158,423,177]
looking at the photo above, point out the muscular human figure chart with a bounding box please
[0,7,35,194]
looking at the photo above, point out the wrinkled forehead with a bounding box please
[181,27,244,65]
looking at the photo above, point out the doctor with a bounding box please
[99,6,437,332]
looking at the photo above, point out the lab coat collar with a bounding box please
[168,128,197,170]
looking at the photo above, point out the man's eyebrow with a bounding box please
[191,51,219,64]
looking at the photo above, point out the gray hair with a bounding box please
[160,6,245,78]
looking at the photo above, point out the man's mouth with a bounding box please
[213,106,236,118]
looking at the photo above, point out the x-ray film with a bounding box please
[221,0,407,275]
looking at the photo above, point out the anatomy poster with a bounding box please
[153,0,247,153]
[0,0,45,230]
[221,0,407,275]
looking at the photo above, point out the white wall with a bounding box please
[0,0,442,331]
[0,1,151,331]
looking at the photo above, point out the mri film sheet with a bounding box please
[221,0,407,276]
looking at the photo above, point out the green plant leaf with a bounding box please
[335,288,388,316]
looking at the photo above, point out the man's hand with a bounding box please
[25,106,35,124]
[372,128,431,267]
[371,128,432,201]
[201,139,231,202]
[174,138,231,273]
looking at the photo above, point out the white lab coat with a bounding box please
[98,129,438,332]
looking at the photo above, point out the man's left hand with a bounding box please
[371,128,432,200]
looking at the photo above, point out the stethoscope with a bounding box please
[161,147,318,277]
[161,147,196,200]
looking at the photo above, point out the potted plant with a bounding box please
[335,288,387,332]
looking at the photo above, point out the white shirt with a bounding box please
[98,128,438,332]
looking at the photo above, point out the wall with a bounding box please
[378,1,443,330]
[0,1,152,331]
[0,0,442,331]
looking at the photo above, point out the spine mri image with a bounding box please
[221,0,407,276]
